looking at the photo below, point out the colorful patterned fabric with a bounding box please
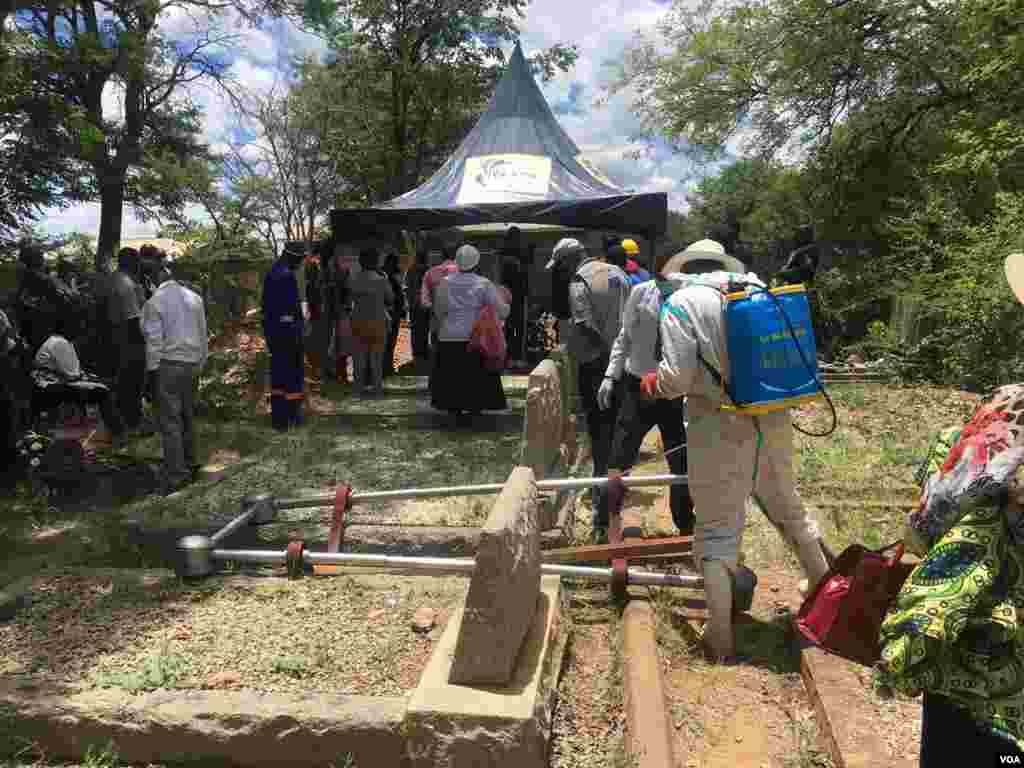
[905,384,1024,556]
[879,383,1024,751]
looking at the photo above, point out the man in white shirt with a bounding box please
[142,272,208,495]
[599,268,694,535]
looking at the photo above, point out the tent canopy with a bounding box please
[331,43,667,240]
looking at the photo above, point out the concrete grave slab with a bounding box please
[0,680,407,768]
[405,575,567,768]
[449,466,541,685]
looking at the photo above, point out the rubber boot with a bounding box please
[701,559,736,662]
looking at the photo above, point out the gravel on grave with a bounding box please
[0,571,467,697]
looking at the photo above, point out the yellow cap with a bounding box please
[622,238,639,256]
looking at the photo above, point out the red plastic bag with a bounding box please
[795,541,915,667]
[468,303,507,372]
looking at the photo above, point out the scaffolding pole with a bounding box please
[176,540,703,589]
[274,473,688,511]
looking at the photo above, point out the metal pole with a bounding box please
[210,509,255,546]
[273,474,688,511]
[206,548,703,588]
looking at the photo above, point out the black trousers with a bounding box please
[505,308,524,362]
[609,373,695,534]
[109,321,147,430]
[411,307,431,360]
[920,693,1023,767]
[578,354,620,527]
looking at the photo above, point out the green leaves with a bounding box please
[296,0,577,201]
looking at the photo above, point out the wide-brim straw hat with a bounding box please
[661,238,746,276]
[1005,253,1024,304]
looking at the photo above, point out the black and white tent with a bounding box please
[330,43,667,241]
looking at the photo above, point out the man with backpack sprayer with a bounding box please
[636,239,832,663]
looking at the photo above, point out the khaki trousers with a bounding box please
[686,397,822,571]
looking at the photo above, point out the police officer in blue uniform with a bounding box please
[262,248,305,430]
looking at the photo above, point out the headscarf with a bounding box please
[906,383,1024,555]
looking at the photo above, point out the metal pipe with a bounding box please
[273,473,689,511]
[207,548,702,588]
[539,474,688,492]
[210,509,255,546]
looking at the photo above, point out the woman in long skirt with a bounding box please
[429,244,509,426]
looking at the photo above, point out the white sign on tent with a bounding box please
[456,154,553,204]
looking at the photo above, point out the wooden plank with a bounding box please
[542,536,693,564]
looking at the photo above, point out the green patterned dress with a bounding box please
[879,384,1024,750]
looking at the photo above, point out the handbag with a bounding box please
[795,541,916,667]
[468,303,507,372]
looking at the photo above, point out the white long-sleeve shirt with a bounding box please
[655,272,765,405]
[435,272,510,342]
[142,280,208,372]
[605,274,690,381]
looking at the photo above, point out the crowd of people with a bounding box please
[262,229,832,669]
[0,242,208,496]
[268,232,536,429]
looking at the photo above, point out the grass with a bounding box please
[269,655,309,678]
[742,381,983,574]
[94,648,191,693]
[782,713,836,768]
[0,364,526,590]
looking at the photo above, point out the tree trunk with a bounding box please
[96,173,126,272]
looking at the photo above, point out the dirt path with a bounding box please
[656,570,829,768]
[617,424,921,768]
[550,589,628,768]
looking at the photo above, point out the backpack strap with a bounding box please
[654,279,734,403]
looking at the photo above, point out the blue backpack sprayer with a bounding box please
[656,274,838,437]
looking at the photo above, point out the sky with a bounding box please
[41,0,719,240]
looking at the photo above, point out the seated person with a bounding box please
[30,319,125,447]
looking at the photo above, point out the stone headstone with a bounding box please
[522,361,562,479]
[449,467,541,686]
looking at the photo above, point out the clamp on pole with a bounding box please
[327,484,353,553]
[286,540,305,579]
